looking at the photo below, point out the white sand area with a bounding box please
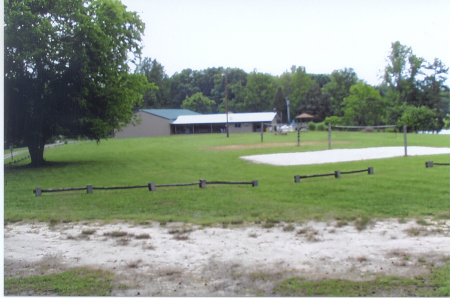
[240,146,450,166]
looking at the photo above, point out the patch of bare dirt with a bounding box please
[4,219,450,296]
[206,141,351,151]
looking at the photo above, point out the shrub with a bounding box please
[324,116,344,126]
[316,122,325,131]
[398,106,438,132]
[308,122,316,131]
[385,127,397,133]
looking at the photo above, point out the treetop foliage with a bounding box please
[136,41,447,133]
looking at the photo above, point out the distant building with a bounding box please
[114,110,277,138]
[114,109,200,138]
[171,112,277,134]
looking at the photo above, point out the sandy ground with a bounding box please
[4,219,450,296]
[240,146,450,166]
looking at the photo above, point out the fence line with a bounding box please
[5,142,73,168]
[426,161,450,168]
[206,180,257,186]
[33,179,258,197]
[294,167,374,183]
[5,155,31,168]
[156,182,200,187]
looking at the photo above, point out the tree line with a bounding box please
[138,41,449,132]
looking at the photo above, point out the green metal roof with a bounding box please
[139,109,201,120]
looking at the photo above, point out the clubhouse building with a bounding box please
[114,109,277,138]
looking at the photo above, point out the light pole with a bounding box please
[222,71,230,137]
[286,97,290,125]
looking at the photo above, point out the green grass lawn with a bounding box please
[4,152,31,163]
[4,131,450,224]
[274,262,450,297]
[4,268,114,296]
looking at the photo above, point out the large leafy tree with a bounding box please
[242,71,276,112]
[322,68,359,116]
[181,92,216,114]
[4,0,151,166]
[212,68,248,112]
[169,69,201,109]
[298,83,332,122]
[383,41,449,128]
[273,87,287,123]
[398,106,438,132]
[421,58,449,124]
[135,57,170,108]
[289,66,313,120]
[342,82,386,126]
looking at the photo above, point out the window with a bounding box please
[235,123,241,128]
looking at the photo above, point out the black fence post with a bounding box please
[35,188,42,197]
[87,184,93,194]
[199,179,206,188]
[368,167,374,175]
[294,175,301,183]
[148,182,156,191]
[425,161,433,168]
[334,170,341,178]
[252,180,258,187]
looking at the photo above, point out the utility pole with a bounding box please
[222,71,230,138]
[286,98,290,125]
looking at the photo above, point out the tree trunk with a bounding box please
[28,141,46,167]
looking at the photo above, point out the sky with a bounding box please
[121,0,450,86]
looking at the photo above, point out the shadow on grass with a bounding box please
[4,160,107,172]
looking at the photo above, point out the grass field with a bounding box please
[273,262,450,296]
[4,131,450,224]
[4,268,114,296]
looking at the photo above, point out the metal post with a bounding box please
[261,122,263,142]
[403,124,407,156]
[286,98,290,125]
[328,123,332,150]
[87,184,93,194]
[297,128,300,147]
[225,75,229,138]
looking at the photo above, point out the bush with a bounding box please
[308,122,316,131]
[398,106,438,132]
[316,122,326,131]
[324,116,344,126]
[385,127,397,133]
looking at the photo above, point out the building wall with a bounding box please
[229,123,253,134]
[114,111,172,138]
